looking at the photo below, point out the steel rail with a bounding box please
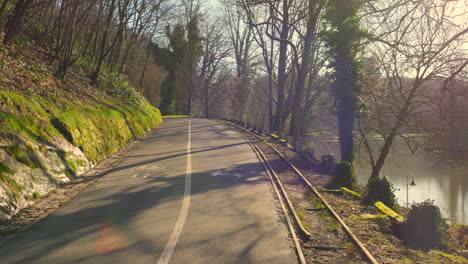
[222,120,380,264]
[240,134,307,264]
[252,144,311,237]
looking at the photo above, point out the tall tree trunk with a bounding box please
[369,134,395,179]
[268,69,273,131]
[369,78,420,179]
[187,65,193,115]
[267,32,274,132]
[91,0,117,82]
[4,0,33,44]
[139,45,151,88]
[204,83,209,118]
[328,0,362,163]
[272,0,289,132]
[335,55,357,162]
[57,1,79,79]
[290,0,319,139]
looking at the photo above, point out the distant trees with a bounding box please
[181,0,203,115]
[157,0,203,115]
[2,0,466,175]
[194,20,231,118]
[358,0,468,179]
[238,0,293,132]
[158,24,187,115]
[289,0,324,143]
[225,1,256,122]
[0,0,169,102]
[237,0,330,148]
[215,0,468,185]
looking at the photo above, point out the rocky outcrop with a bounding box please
[0,91,162,220]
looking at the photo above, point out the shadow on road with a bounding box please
[0,156,281,264]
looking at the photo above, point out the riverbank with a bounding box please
[304,130,467,225]
[222,120,467,263]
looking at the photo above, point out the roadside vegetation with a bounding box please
[201,0,467,261]
[0,0,164,219]
[0,0,466,262]
[231,121,467,263]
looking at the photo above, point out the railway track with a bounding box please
[222,120,379,264]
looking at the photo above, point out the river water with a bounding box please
[355,140,467,224]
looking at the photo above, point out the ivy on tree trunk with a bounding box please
[324,0,363,163]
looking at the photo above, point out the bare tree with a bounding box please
[181,0,204,115]
[289,0,324,142]
[194,20,231,118]
[237,0,296,131]
[225,1,257,122]
[243,2,277,131]
[359,0,468,179]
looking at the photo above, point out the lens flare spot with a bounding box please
[96,219,129,254]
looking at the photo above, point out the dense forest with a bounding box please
[0,0,466,185]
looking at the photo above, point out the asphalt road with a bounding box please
[0,118,295,264]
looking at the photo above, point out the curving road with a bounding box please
[0,118,295,264]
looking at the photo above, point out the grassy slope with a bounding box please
[0,91,162,163]
[0,42,162,217]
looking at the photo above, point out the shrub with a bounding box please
[402,200,448,251]
[332,161,356,188]
[75,56,145,107]
[363,176,396,208]
[101,70,145,106]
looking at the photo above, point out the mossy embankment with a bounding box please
[0,90,162,220]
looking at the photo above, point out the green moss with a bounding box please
[301,220,311,231]
[341,187,363,198]
[309,193,326,210]
[65,158,87,175]
[68,160,78,174]
[76,160,87,167]
[0,90,162,198]
[51,117,74,143]
[320,210,331,219]
[429,250,467,263]
[0,90,162,164]
[5,144,41,169]
[327,223,339,232]
[342,242,355,256]
[315,200,326,210]
[332,161,356,188]
[374,201,404,222]
[38,144,47,153]
[0,174,22,193]
[0,161,13,174]
[296,211,311,231]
